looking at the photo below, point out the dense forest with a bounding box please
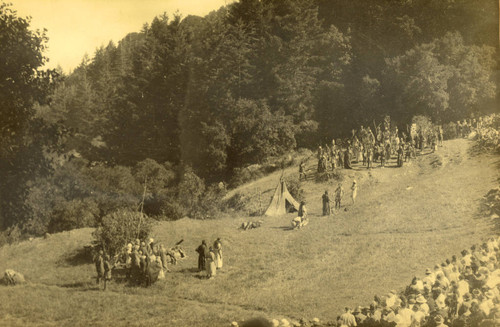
[0,0,498,241]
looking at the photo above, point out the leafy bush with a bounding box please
[285,177,304,202]
[195,184,226,219]
[229,166,264,188]
[0,225,23,246]
[224,192,247,212]
[133,159,176,218]
[93,208,153,256]
[159,198,185,221]
[48,198,100,233]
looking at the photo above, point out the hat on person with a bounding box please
[472,289,482,297]
[478,267,489,275]
[416,295,427,304]
[434,315,444,324]
[353,306,362,314]
[390,289,397,295]
[425,268,432,274]
[476,273,486,281]
[408,299,416,304]
[485,290,495,299]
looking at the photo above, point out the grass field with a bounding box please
[0,139,498,327]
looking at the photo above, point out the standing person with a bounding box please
[299,162,307,181]
[196,240,208,272]
[335,184,344,209]
[139,251,148,286]
[322,190,330,216]
[206,247,217,279]
[338,147,344,168]
[103,254,112,291]
[213,238,223,270]
[405,143,412,162]
[351,181,358,204]
[130,246,141,284]
[385,143,391,163]
[156,256,165,280]
[344,146,353,169]
[438,125,444,146]
[159,244,170,273]
[367,147,373,169]
[397,145,404,167]
[380,144,386,167]
[298,201,307,219]
[95,250,105,289]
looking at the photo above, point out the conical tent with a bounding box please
[264,179,300,216]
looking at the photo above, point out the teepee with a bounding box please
[264,178,300,216]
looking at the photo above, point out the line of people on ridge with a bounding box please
[300,120,445,181]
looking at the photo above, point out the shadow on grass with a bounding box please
[271,226,295,231]
[59,281,97,290]
[178,267,200,273]
[57,247,93,267]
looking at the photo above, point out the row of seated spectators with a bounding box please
[337,236,500,327]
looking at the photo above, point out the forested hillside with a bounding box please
[0,0,498,240]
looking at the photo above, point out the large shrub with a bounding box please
[93,208,153,256]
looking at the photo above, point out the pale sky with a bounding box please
[12,0,231,73]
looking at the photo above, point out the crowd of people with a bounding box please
[311,119,442,176]
[335,236,500,327]
[295,114,499,223]
[94,238,187,289]
[474,115,500,153]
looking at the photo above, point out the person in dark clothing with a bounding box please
[146,256,162,287]
[139,251,148,285]
[344,147,352,169]
[130,247,141,285]
[95,250,105,288]
[196,240,208,272]
[397,145,404,167]
[103,254,112,290]
[299,162,307,181]
[322,191,330,216]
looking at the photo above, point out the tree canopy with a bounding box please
[0,0,497,236]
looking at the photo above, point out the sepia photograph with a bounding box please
[0,0,499,326]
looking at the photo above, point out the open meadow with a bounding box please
[0,138,498,327]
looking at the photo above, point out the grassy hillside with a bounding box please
[0,139,497,327]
